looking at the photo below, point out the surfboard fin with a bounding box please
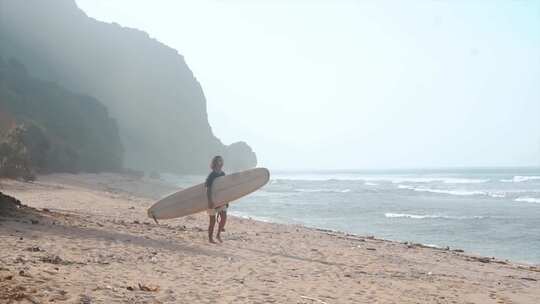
[150,211,159,225]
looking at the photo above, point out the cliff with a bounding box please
[0,57,123,173]
[0,0,257,173]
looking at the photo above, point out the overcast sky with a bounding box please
[76,0,540,170]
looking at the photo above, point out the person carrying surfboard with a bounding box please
[206,155,228,243]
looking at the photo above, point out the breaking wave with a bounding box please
[295,188,351,193]
[390,177,489,184]
[514,197,540,204]
[397,185,504,198]
[385,213,486,220]
[501,176,540,183]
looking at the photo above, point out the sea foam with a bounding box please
[397,185,506,198]
[397,185,484,196]
[384,213,485,220]
[514,197,540,204]
[501,176,540,183]
[390,177,488,184]
[295,188,351,193]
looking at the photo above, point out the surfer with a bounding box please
[206,155,228,243]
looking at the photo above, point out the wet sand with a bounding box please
[1,174,539,303]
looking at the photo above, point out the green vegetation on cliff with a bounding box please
[0,58,123,174]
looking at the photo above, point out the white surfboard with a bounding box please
[147,168,270,220]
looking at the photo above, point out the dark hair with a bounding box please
[210,155,223,171]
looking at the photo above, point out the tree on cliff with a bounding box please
[0,124,35,181]
[0,57,123,174]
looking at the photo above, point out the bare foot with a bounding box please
[209,238,216,244]
[216,234,223,243]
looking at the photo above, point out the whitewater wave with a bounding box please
[514,197,540,204]
[501,176,540,183]
[295,188,351,193]
[397,185,504,198]
[228,211,279,223]
[385,213,486,220]
[441,178,490,184]
[365,182,378,186]
[397,185,483,196]
[273,175,489,184]
[274,175,365,181]
[390,177,489,184]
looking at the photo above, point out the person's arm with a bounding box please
[205,173,215,209]
[206,183,214,209]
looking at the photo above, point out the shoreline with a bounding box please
[37,172,540,266]
[164,170,540,266]
[231,211,540,268]
[1,173,539,303]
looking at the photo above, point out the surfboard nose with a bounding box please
[261,167,270,180]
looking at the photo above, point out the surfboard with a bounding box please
[147,167,270,220]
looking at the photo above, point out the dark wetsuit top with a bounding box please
[205,171,225,188]
[205,171,227,209]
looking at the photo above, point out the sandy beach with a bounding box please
[1,174,539,304]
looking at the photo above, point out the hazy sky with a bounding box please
[76,0,540,170]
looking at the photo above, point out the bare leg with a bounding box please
[208,215,216,243]
[216,211,227,243]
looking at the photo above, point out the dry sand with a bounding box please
[1,173,539,304]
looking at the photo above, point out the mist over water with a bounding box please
[164,167,540,264]
[75,0,540,170]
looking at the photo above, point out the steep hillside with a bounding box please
[0,57,123,173]
[0,0,256,173]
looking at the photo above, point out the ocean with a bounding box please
[161,168,540,265]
